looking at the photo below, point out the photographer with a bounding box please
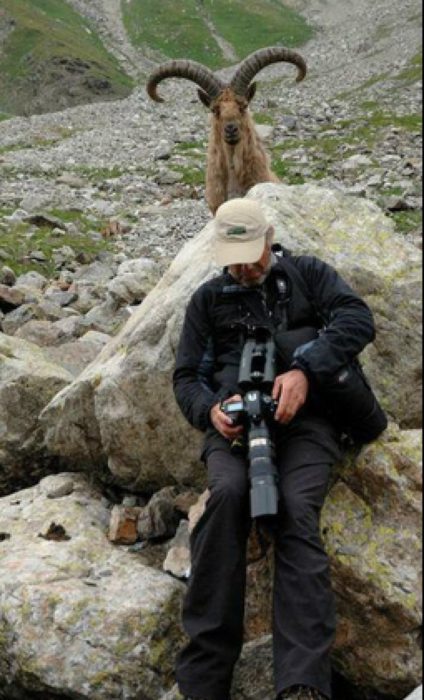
[172,198,379,700]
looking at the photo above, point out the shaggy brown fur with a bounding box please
[205,88,279,214]
[146,49,307,214]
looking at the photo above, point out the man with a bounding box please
[172,198,376,700]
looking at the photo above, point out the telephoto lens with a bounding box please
[245,399,279,519]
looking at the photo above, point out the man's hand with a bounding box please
[272,369,309,424]
[210,394,244,440]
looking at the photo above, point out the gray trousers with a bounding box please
[176,418,340,700]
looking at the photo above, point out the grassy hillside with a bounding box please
[122,0,313,68]
[0,0,134,117]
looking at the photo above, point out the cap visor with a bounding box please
[215,236,265,266]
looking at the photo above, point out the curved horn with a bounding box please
[146,60,225,103]
[230,47,307,96]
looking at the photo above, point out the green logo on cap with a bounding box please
[227,225,247,236]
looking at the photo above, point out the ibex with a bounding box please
[147,47,307,214]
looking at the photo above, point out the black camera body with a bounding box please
[221,325,280,520]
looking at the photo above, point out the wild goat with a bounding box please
[147,47,307,214]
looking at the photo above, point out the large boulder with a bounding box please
[40,183,421,491]
[237,426,422,698]
[163,427,423,699]
[323,425,422,697]
[0,472,185,699]
[0,333,74,496]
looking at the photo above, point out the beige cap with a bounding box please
[214,198,269,266]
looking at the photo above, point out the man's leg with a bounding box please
[273,421,340,699]
[176,446,250,700]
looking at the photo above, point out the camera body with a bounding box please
[221,325,279,520]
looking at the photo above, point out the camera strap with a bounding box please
[274,276,289,333]
[247,518,276,564]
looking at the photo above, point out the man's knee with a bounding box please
[279,490,320,531]
[209,473,248,507]
[207,450,249,508]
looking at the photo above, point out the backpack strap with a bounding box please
[272,244,326,327]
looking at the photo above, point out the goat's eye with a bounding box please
[213,106,220,117]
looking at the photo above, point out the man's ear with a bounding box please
[267,226,275,247]
[198,89,212,108]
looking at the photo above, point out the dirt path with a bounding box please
[66,0,154,77]
[195,1,239,63]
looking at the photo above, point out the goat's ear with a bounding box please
[197,89,212,108]
[246,82,257,103]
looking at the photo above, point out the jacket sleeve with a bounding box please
[173,285,220,431]
[290,256,376,382]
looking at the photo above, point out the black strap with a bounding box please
[272,247,327,328]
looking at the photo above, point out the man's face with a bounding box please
[228,243,272,287]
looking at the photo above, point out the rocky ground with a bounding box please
[0,0,421,470]
[0,2,422,697]
[0,0,421,494]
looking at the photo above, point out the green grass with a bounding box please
[122,0,223,68]
[254,112,275,126]
[74,165,126,180]
[336,72,390,101]
[202,0,313,58]
[394,51,423,84]
[169,164,204,185]
[122,0,312,69]
[174,140,206,152]
[0,130,77,155]
[0,210,114,277]
[389,210,422,236]
[270,95,422,187]
[271,156,305,184]
[0,0,133,115]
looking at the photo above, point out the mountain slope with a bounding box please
[122,0,313,68]
[0,0,134,117]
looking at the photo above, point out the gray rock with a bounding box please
[43,337,105,375]
[73,261,115,284]
[163,519,191,580]
[43,289,79,307]
[40,473,75,498]
[107,257,160,304]
[280,115,298,130]
[0,266,16,286]
[404,687,423,700]
[15,319,68,347]
[55,173,87,187]
[156,169,184,185]
[341,154,374,171]
[41,183,421,489]
[255,124,275,142]
[84,299,131,335]
[15,271,48,290]
[0,473,185,699]
[0,284,25,311]
[1,302,46,336]
[138,487,181,541]
[4,208,28,222]
[0,333,73,492]
[29,249,48,262]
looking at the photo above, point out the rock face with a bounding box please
[0,333,74,495]
[323,426,422,697]
[246,425,422,700]
[0,473,185,700]
[41,183,421,491]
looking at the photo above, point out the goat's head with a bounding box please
[146,47,307,146]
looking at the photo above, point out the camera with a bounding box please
[221,325,279,520]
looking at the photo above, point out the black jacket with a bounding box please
[173,250,375,432]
